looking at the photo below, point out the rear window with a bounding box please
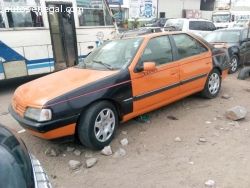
[189,21,207,30]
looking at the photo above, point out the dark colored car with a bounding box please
[0,123,52,188]
[142,18,158,26]
[9,32,230,150]
[150,18,169,27]
[143,18,169,27]
[205,27,250,73]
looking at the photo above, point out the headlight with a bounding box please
[24,107,52,122]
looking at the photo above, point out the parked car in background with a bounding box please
[9,31,230,150]
[233,19,249,27]
[150,18,169,27]
[0,123,52,188]
[205,27,250,73]
[164,18,216,38]
[142,18,158,27]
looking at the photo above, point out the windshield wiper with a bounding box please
[93,60,113,70]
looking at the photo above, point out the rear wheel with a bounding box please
[77,101,118,150]
[201,69,221,99]
[229,55,238,74]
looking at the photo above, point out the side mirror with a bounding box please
[136,62,156,72]
[143,62,156,71]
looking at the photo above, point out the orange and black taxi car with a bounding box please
[9,31,230,150]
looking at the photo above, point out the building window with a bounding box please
[77,0,113,26]
[3,0,43,28]
[159,12,165,18]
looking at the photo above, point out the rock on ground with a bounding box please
[69,160,81,170]
[74,149,81,156]
[86,158,98,168]
[101,146,112,156]
[205,180,215,187]
[226,106,247,120]
[120,138,129,146]
[45,147,60,157]
[175,137,182,142]
[67,147,75,152]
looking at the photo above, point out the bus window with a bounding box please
[77,0,113,26]
[231,15,235,22]
[4,0,43,28]
[0,2,5,28]
[0,12,5,28]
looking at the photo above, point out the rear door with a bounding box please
[171,33,212,94]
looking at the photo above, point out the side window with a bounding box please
[196,41,209,53]
[242,29,250,39]
[189,21,199,30]
[77,0,112,26]
[3,0,44,28]
[207,22,216,31]
[172,34,200,59]
[199,21,208,31]
[140,35,173,66]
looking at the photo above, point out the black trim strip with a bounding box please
[49,135,75,143]
[133,73,207,101]
[180,73,207,85]
[122,98,133,104]
[134,82,180,101]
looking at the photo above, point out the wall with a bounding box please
[158,0,212,20]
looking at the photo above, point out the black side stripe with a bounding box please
[180,73,207,85]
[134,82,180,101]
[123,73,207,103]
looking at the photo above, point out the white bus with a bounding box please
[0,0,118,80]
[212,10,250,28]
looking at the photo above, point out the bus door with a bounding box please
[46,2,78,70]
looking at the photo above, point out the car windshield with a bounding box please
[212,14,230,23]
[164,19,184,30]
[76,38,143,70]
[205,30,240,43]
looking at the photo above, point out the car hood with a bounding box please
[14,68,119,107]
[225,42,239,48]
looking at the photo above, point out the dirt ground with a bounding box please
[0,72,250,188]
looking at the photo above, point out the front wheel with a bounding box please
[77,101,118,150]
[201,69,221,99]
[229,55,238,74]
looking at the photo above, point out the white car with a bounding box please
[164,18,217,38]
[233,19,250,27]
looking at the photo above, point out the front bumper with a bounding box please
[9,105,79,137]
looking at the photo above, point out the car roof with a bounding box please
[118,31,194,40]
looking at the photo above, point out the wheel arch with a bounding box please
[213,67,222,76]
[74,98,124,139]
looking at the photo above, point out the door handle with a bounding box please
[170,70,177,75]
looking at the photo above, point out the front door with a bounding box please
[47,2,78,70]
[130,35,180,112]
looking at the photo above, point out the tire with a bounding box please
[201,69,221,99]
[237,67,250,80]
[228,55,238,74]
[77,101,118,150]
